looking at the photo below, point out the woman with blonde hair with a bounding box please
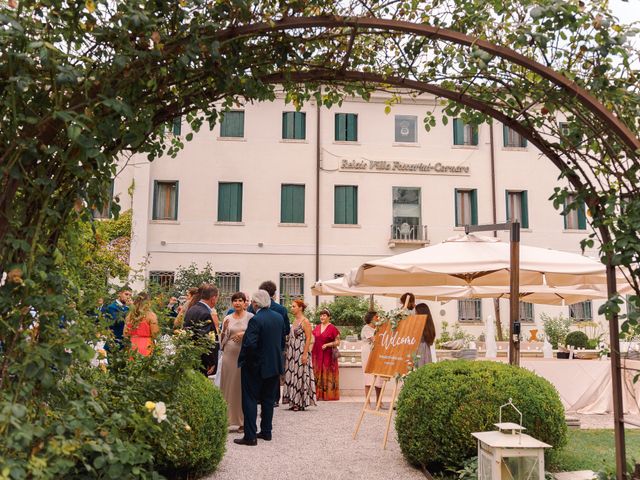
[124,292,159,356]
[283,299,316,411]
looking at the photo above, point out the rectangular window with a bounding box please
[392,186,421,240]
[458,299,482,322]
[149,271,175,289]
[519,302,534,322]
[93,181,115,219]
[335,113,358,141]
[279,273,304,301]
[506,190,529,229]
[153,181,179,220]
[215,272,240,312]
[281,184,305,223]
[569,301,593,322]
[220,111,245,138]
[334,185,358,225]
[395,115,418,143]
[453,119,479,146]
[172,116,182,136]
[503,125,527,148]
[282,112,306,140]
[563,193,587,230]
[455,189,478,227]
[217,182,243,222]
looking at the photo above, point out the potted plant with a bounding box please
[540,313,571,357]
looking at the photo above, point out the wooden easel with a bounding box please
[352,374,399,450]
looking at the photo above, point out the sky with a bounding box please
[610,0,640,24]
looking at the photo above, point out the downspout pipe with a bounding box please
[315,101,321,307]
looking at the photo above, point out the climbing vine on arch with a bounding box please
[1,0,639,476]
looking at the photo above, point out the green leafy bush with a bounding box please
[309,296,380,331]
[396,361,567,472]
[565,330,589,349]
[157,371,227,478]
[541,313,572,349]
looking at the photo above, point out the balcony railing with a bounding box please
[388,224,429,247]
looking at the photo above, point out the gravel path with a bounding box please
[206,401,426,480]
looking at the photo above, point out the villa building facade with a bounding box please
[108,91,612,338]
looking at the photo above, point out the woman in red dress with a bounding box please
[311,308,341,400]
[124,293,159,356]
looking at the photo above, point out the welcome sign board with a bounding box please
[364,315,427,377]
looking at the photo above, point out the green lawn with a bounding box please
[550,429,640,473]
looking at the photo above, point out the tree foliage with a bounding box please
[1,0,640,476]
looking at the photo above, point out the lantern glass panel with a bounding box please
[478,449,493,480]
[501,456,540,480]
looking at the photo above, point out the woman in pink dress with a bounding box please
[311,308,341,400]
[125,293,159,356]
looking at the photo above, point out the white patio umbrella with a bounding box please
[348,233,614,288]
[312,276,610,306]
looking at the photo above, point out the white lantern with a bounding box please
[472,399,551,480]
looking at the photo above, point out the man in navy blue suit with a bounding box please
[247,280,290,406]
[101,287,132,346]
[234,290,286,446]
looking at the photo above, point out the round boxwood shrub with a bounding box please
[157,370,227,478]
[395,360,566,471]
[565,330,589,349]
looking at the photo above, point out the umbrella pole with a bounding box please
[509,222,521,366]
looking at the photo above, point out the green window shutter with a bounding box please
[335,186,357,224]
[472,125,479,146]
[521,135,528,148]
[172,117,182,136]
[282,112,292,139]
[577,200,587,230]
[348,186,357,223]
[221,111,244,138]
[335,114,346,141]
[281,185,305,223]
[454,189,460,227]
[295,112,306,140]
[346,114,357,141]
[334,186,344,223]
[218,183,242,222]
[563,199,568,230]
[470,189,478,225]
[503,125,509,147]
[453,119,463,145]
[152,181,160,220]
[505,190,510,222]
[521,191,529,228]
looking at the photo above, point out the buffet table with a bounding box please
[338,340,640,414]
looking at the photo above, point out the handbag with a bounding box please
[332,346,341,361]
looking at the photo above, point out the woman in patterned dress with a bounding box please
[311,308,341,401]
[282,299,316,411]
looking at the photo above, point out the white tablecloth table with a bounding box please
[489,358,640,414]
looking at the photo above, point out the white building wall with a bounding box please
[116,92,617,340]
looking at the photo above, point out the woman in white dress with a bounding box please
[360,311,384,407]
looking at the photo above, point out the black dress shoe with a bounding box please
[233,437,257,446]
[256,432,272,441]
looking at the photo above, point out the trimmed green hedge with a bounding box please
[565,330,589,349]
[395,360,567,471]
[157,370,227,478]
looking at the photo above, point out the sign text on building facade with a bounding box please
[340,159,470,175]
